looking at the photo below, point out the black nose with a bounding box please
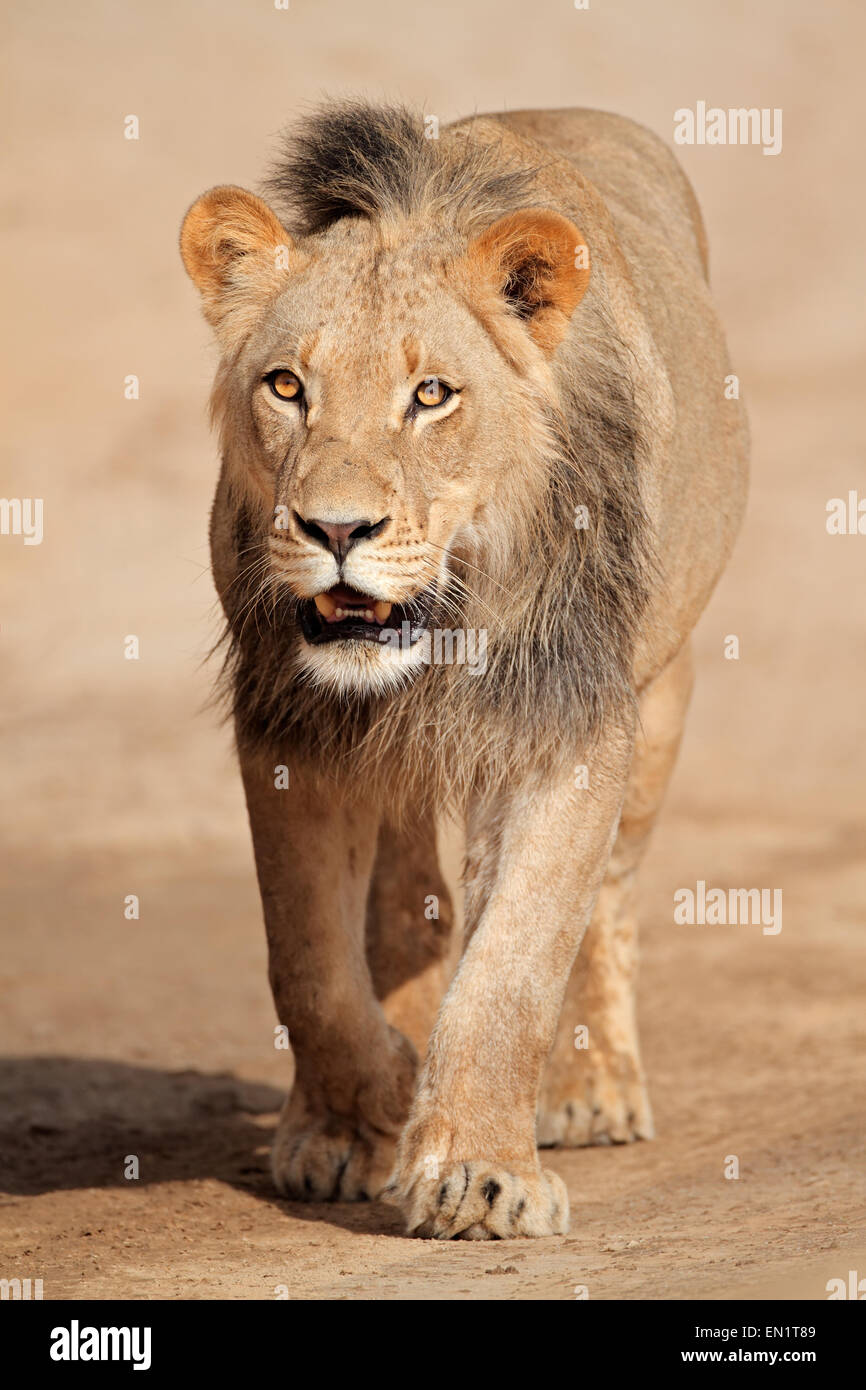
[294,514,389,564]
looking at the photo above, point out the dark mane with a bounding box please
[211,102,655,815]
[263,99,539,236]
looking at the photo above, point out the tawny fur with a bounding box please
[180,101,748,1239]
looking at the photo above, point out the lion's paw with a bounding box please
[387,1162,569,1239]
[536,1063,653,1148]
[271,1114,396,1202]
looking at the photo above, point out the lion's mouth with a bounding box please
[299,583,435,646]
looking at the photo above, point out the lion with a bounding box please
[180,101,748,1239]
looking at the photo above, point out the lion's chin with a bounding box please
[294,634,428,699]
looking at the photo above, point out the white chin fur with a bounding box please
[294,634,427,697]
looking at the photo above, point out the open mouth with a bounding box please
[298,583,435,646]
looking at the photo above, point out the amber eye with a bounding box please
[415,376,451,408]
[265,370,303,402]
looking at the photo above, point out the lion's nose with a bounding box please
[294,513,390,565]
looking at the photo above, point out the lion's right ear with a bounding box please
[180,186,298,345]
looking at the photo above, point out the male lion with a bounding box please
[180,102,748,1239]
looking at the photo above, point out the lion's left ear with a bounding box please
[467,208,590,354]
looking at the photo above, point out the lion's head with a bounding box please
[181,104,648,805]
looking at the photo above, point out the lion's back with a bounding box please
[481,107,710,281]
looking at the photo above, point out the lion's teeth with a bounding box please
[317,594,393,625]
[314,593,336,618]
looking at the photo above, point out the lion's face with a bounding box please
[245,223,543,693]
[181,187,589,695]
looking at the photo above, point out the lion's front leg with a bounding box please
[239,746,417,1202]
[387,725,634,1239]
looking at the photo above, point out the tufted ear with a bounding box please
[467,208,590,354]
[180,186,300,346]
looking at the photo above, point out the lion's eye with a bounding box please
[265,370,303,402]
[415,377,451,409]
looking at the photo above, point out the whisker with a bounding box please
[424,539,518,601]
[439,570,501,627]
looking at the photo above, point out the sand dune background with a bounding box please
[1,0,864,1298]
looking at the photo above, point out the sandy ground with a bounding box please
[1,0,864,1299]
